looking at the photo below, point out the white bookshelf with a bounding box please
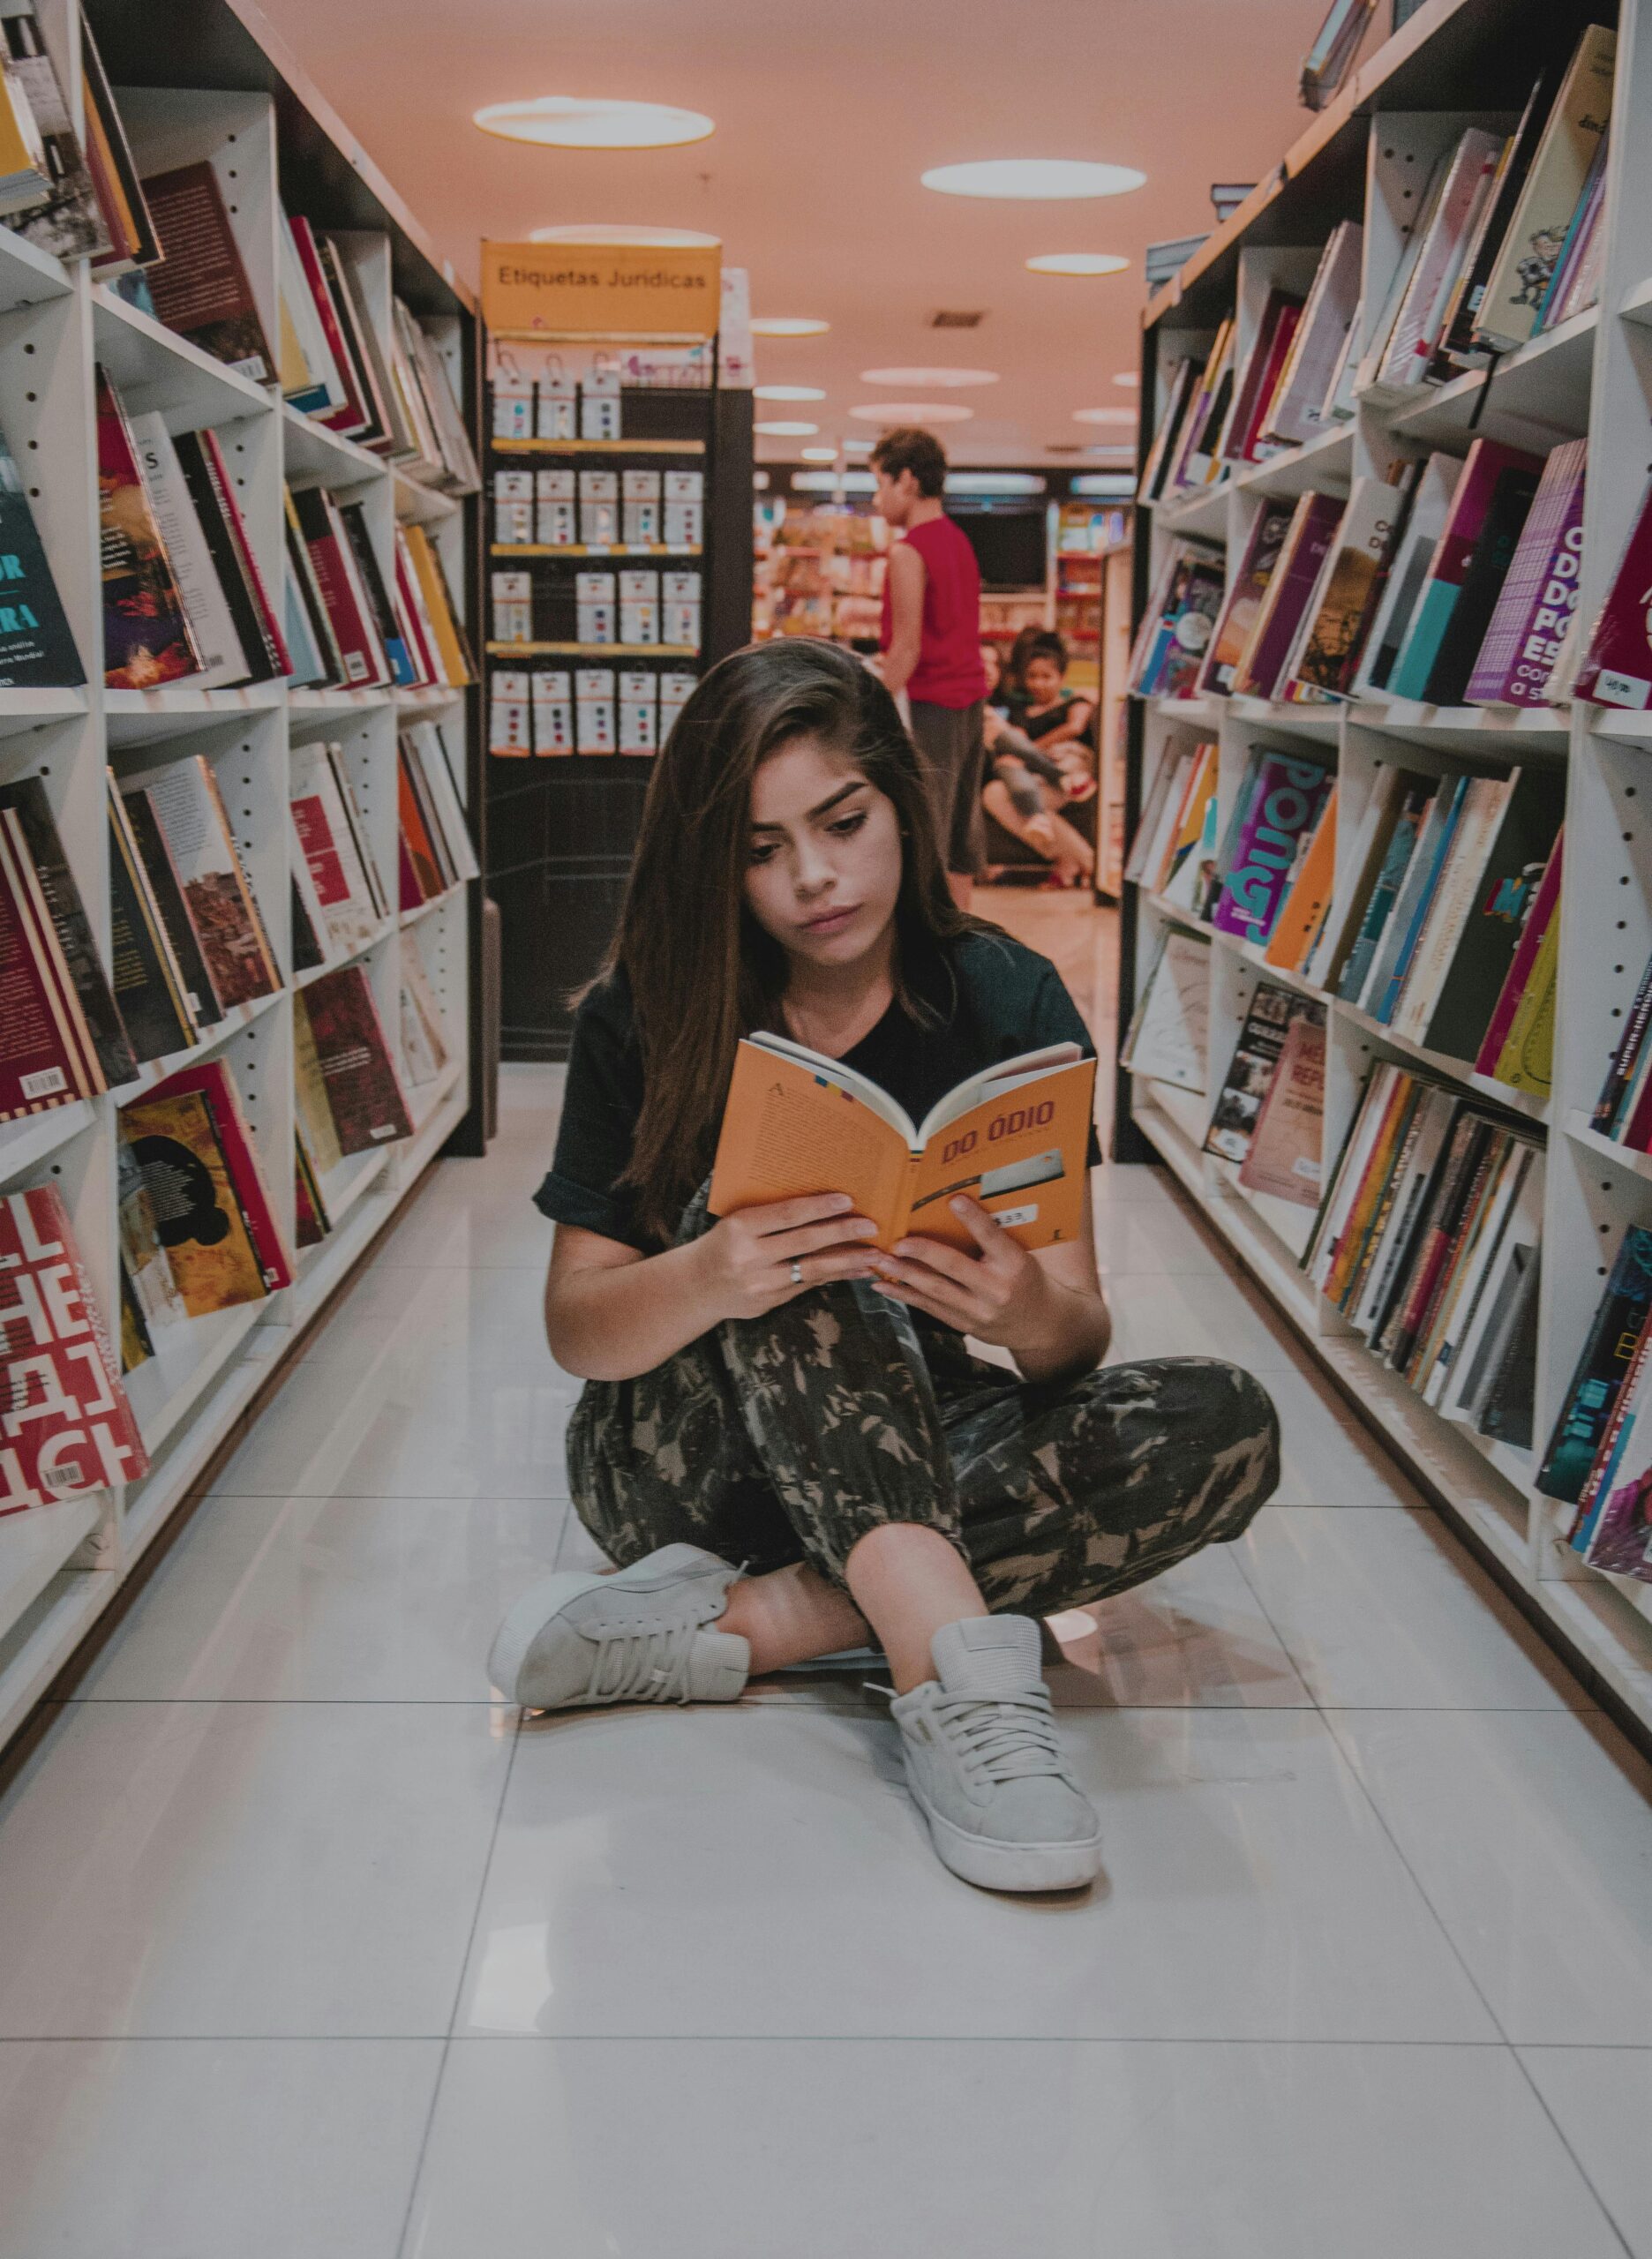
[0,0,480,1752]
[1123,0,1652,1738]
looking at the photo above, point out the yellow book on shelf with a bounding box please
[402,523,470,687]
[1493,907,1558,1097]
[0,59,48,205]
[1265,784,1337,973]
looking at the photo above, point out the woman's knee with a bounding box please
[1182,1360,1280,1536]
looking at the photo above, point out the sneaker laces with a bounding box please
[935,1686,1065,1783]
[585,1620,702,1705]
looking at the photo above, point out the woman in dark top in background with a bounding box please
[490,637,1279,1894]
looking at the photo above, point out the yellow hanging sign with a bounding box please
[481,240,722,337]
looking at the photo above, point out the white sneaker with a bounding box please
[489,1543,750,1711]
[890,1616,1102,1892]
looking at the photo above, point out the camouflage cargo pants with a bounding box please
[566,1185,1280,1617]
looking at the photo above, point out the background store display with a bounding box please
[0,0,483,1757]
[481,316,753,1060]
[1120,1,1652,1731]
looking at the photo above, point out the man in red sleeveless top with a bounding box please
[871,426,988,908]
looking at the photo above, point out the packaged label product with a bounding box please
[619,669,657,754]
[493,469,535,546]
[659,669,697,747]
[491,569,533,645]
[581,368,622,440]
[536,468,577,546]
[575,569,617,644]
[662,567,702,649]
[575,665,616,754]
[492,371,532,441]
[489,668,531,754]
[579,469,620,546]
[537,370,575,441]
[531,669,574,754]
[622,468,662,546]
[620,567,658,645]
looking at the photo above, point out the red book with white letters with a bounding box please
[0,1184,147,1513]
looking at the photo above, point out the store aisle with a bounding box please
[0,902,1649,2258]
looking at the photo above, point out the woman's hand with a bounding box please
[695,1192,882,1322]
[869,1194,1047,1345]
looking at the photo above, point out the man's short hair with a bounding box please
[869,426,949,498]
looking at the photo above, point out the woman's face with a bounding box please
[980,642,1002,695]
[1024,655,1064,704]
[743,733,905,972]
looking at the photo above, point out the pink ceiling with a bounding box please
[257,0,1323,463]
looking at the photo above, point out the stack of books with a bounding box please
[396,724,481,912]
[1542,1227,1652,1583]
[293,963,415,1183]
[1205,984,1328,1211]
[1582,942,1652,1155]
[1127,542,1226,697]
[97,369,289,694]
[278,212,477,489]
[283,486,471,697]
[1307,1066,1543,1444]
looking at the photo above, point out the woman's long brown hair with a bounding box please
[594,636,976,1245]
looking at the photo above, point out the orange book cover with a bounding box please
[1265,783,1338,972]
[708,1035,1097,1254]
[1325,1070,1412,1306]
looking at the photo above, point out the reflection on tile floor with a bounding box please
[2,899,1648,2255]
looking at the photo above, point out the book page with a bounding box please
[905,1057,1095,1253]
[709,1041,909,1240]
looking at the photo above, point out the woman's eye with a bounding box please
[748,843,777,866]
[828,811,867,837]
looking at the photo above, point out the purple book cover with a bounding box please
[1212,751,1335,942]
[1467,439,1587,706]
[1238,493,1344,698]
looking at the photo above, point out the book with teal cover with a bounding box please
[1387,439,1543,702]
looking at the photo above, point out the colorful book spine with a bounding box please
[1236,493,1344,697]
[1575,479,1652,709]
[1210,753,1334,944]
[1386,439,1544,702]
[1538,1225,1652,1504]
[1466,439,1587,705]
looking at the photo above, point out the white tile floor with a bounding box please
[1,902,1649,2255]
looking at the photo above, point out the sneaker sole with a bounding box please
[912,1786,1103,1894]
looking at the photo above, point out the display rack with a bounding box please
[484,334,753,1060]
[1119,0,1652,1738]
[0,0,482,1752]
[753,496,890,647]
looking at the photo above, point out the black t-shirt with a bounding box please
[534,927,1105,1253]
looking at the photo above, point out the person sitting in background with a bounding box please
[1007,632,1097,792]
[980,637,1096,889]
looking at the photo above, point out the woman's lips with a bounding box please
[800,904,858,934]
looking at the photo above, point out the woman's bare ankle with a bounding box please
[719,1562,872,1674]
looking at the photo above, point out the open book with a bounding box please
[708,1033,1097,1252]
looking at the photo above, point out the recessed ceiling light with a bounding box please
[1083,444,1136,456]
[843,437,874,453]
[754,384,826,402]
[473,97,715,148]
[751,316,830,337]
[1073,407,1138,424]
[1025,251,1130,276]
[920,159,1145,200]
[800,447,837,462]
[859,366,997,388]
[1112,371,1139,387]
[849,402,973,424]
[755,420,819,436]
[529,223,721,246]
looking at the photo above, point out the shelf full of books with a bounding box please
[0,0,482,1753]
[1120,0,1652,1736]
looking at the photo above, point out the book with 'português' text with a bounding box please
[710,1035,1097,1256]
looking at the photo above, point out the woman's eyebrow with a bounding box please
[750,779,867,832]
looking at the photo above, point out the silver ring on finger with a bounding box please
[789,1258,804,1287]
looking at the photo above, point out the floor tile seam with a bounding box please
[0,2031,1571,2047]
[47,1694,1607,1711]
[1311,1706,1520,2049]
[1506,2045,1639,2256]
[394,1718,528,2259]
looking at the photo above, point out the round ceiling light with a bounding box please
[920,158,1145,200]
[1112,371,1140,387]
[848,402,973,424]
[800,447,838,462]
[1073,406,1138,424]
[529,223,721,246]
[473,97,714,149]
[755,420,820,437]
[1025,251,1130,276]
[754,384,826,402]
[751,316,830,337]
[859,366,997,388]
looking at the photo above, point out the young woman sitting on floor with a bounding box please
[490,636,1279,1894]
